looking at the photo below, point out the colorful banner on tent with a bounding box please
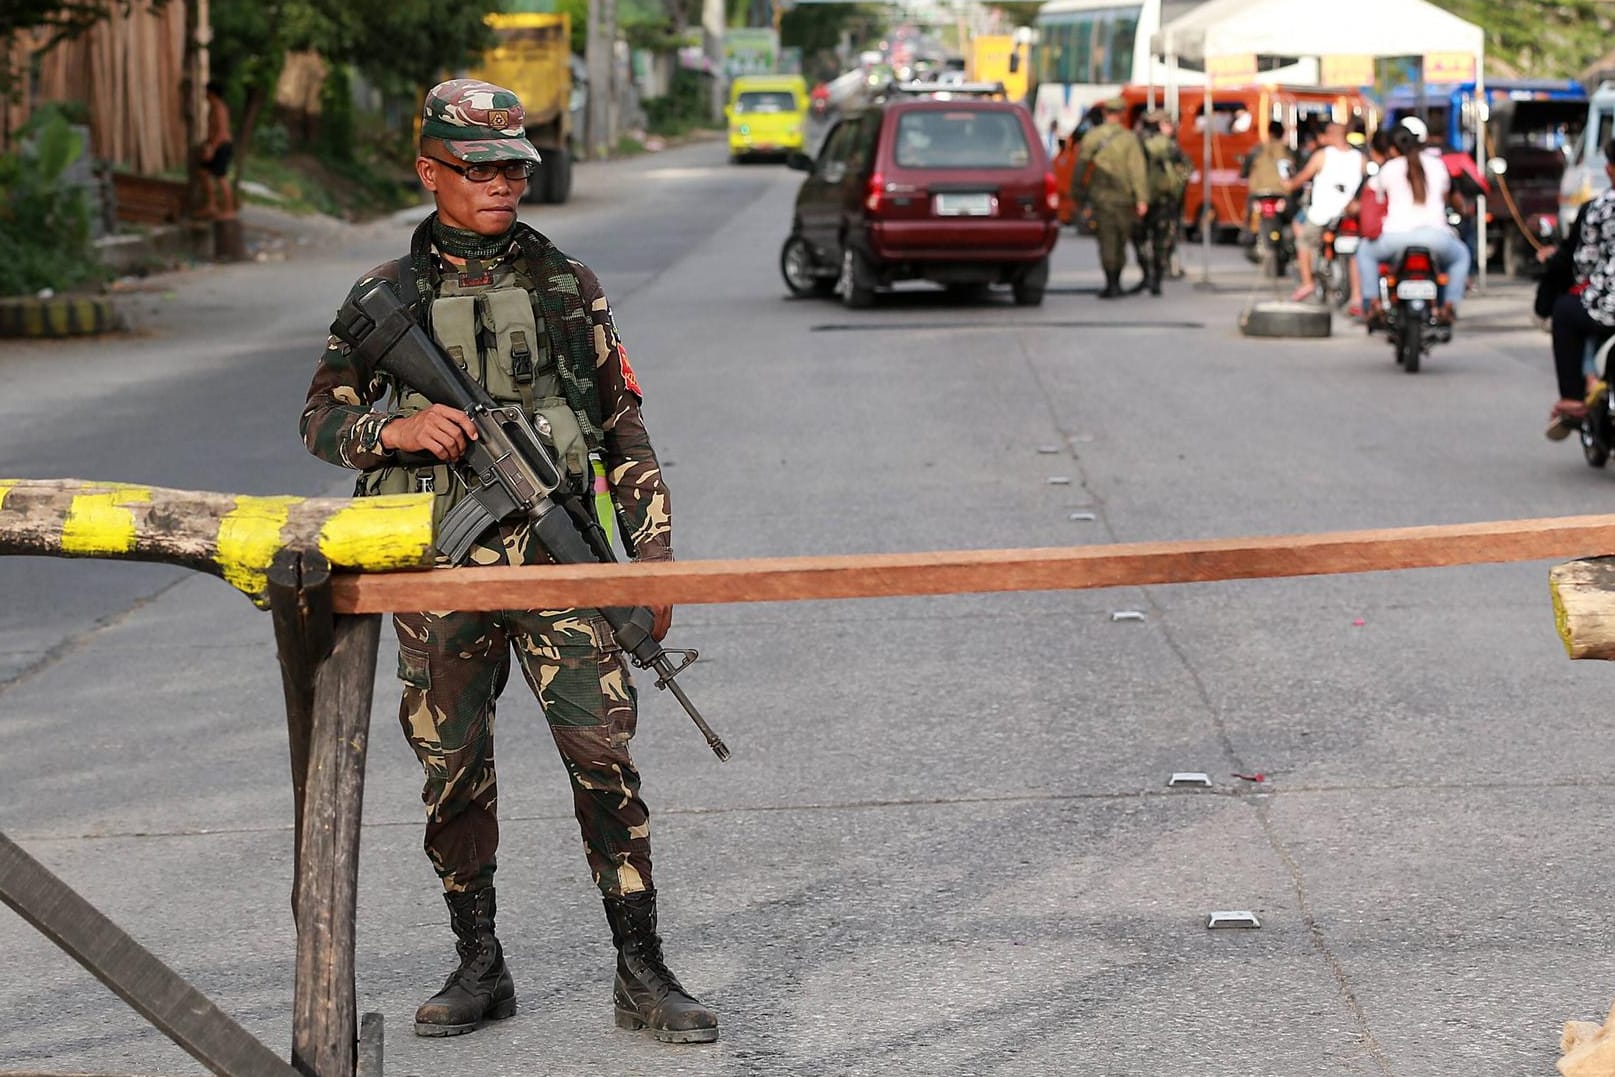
[1422,52,1476,82]
[1321,55,1375,88]
[1207,54,1256,87]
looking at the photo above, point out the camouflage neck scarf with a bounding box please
[430,216,516,262]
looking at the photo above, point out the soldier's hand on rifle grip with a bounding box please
[381,404,479,461]
[650,605,672,642]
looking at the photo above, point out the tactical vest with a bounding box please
[356,237,607,546]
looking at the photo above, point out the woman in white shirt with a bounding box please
[1353,125,1469,322]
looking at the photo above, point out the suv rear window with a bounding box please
[893,110,1031,169]
[735,91,797,114]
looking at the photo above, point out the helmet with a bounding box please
[1397,116,1428,142]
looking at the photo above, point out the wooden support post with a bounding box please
[0,831,299,1077]
[268,549,334,923]
[355,1012,384,1077]
[290,612,380,1077]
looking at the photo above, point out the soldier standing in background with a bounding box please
[1134,111,1191,297]
[300,78,718,1046]
[1071,97,1148,298]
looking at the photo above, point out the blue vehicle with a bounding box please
[1383,80,1588,275]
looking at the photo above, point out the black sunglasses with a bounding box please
[427,156,534,183]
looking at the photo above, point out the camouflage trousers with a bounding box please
[393,521,651,898]
[1134,200,1180,277]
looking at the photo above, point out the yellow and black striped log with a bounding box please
[1550,557,1615,660]
[0,296,121,338]
[0,479,434,608]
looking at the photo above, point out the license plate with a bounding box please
[1334,236,1359,254]
[1397,279,1438,301]
[935,192,994,217]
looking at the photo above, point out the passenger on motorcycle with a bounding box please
[1286,121,1365,303]
[1354,125,1469,326]
[1543,140,1615,439]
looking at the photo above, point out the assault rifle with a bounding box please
[331,280,729,762]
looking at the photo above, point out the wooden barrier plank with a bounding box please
[0,832,298,1077]
[329,515,1615,614]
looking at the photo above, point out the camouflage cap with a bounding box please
[1142,109,1167,124]
[421,78,542,164]
[1101,96,1127,112]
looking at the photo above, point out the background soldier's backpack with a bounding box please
[1145,136,1189,203]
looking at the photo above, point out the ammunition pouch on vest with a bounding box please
[354,255,600,547]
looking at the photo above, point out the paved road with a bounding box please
[2,136,1612,1076]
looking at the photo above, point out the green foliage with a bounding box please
[210,0,499,106]
[553,0,588,53]
[255,122,292,158]
[1428,1,1615,80]
[643,68,714,137]
[317,63,355,162]
[0,105,101,296]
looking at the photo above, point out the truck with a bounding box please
[469,12,575,204]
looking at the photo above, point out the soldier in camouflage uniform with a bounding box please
[300,78,717,1045]
[1070,97,1148,298]
[1133,111,1191,297]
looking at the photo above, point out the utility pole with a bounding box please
[587,0,617,157]
[703,0,725,122]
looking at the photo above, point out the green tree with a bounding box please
[210,0,498,176]
[1429,1,1615,79]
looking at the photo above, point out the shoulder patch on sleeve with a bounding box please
[619,343,642,398]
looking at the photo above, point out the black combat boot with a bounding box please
[1098,271,1122,299]
[604,890,719,1044]
[415,887,517,1037]
[1147,264,1163,296]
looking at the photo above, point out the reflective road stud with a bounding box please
[1206,911,1261,929]
[1168,772,1212,787]
[1069,511,1097,521]
[1110,610,1145,622]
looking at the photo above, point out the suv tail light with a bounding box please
[865,171,885,214]
[1043,171,1058,213]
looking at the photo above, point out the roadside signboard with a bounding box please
[724,28,779,77]
[1208,53,1256,87]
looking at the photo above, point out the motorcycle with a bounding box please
[1245,193,1294,279]
[1315,215,1361,308]
[1372,246,1452,373]
[1578,335,1615,469]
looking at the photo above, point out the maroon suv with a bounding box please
[780,85,1060,308]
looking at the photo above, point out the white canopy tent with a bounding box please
[1147,0,1487,287]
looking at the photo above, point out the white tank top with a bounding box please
[1306,145,1365,225]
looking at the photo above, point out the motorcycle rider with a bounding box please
[1354,124,1469,326]
[1286,121,1365,303]
[1543,140,1615,439]
[1241,121,1294,256]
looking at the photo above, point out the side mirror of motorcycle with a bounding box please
[1487,156,1508,176]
